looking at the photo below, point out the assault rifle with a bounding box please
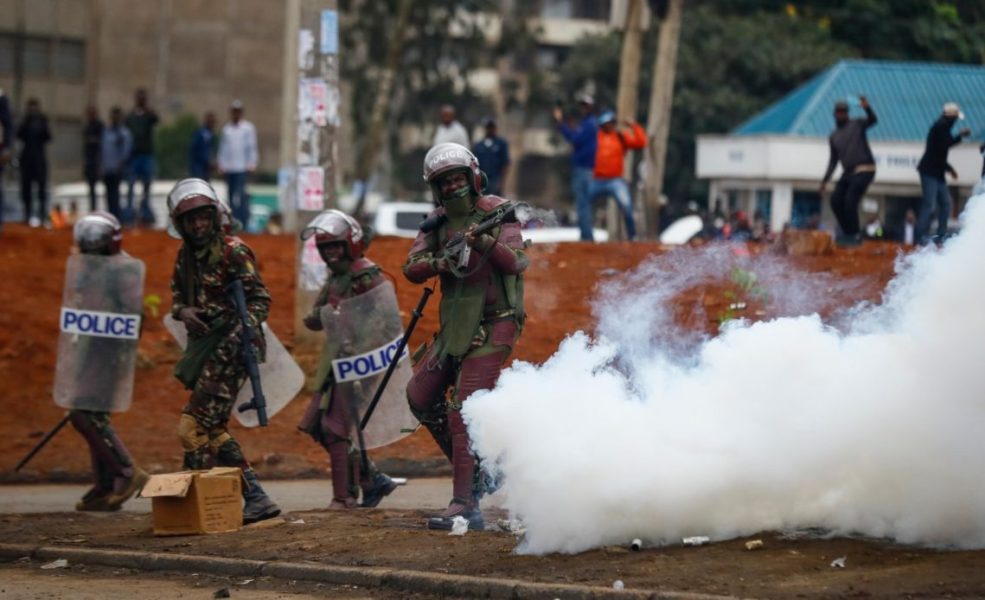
[419,201,519,276]
[227,279,268,426]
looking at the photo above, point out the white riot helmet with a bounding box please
[422,143,482,204]
[300,209,366,258]
[74,211,123,255]
[166,178,222,239]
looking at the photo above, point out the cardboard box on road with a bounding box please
[139,467,244,536]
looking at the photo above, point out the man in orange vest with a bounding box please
[588,111,646,240]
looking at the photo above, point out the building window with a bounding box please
[572,0,611,20]
[23,37,51,76]
[541,0,611,20]
[0,34,15,75]
[54,39,85,80]
[791,191,821,229]
[0,32,85,80]
[535,44,568,70]
[755,189,772,222]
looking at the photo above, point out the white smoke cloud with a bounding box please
[464,196,985,555]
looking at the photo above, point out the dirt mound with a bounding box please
[0,224,899,481]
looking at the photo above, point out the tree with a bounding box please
[339,0,495,198]
[556,4,853,207]
[154,113,198,180]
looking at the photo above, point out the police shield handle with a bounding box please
[227,279,268,427]
[360,286,434,430]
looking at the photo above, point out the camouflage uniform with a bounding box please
[168,177,279,525]
[170,235,271,471]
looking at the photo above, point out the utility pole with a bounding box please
[612,0,645,240]
[642,0,684,239]
[280,0,341,347]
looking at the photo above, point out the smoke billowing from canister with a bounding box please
[464,196,985,555]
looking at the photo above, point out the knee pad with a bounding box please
[177,414,209,453]
[208,430,233,454]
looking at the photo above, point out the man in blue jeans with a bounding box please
[218,100,258,229]
[554,94,597,241]
[124,89,159,226]
[586,111,646,241]
[916,102,970,246]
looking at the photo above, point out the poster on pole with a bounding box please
[320,10,338,55]
[299,78,329,127]
[297,166,325,211]
[298,29,314,69]
[300,237,328,291]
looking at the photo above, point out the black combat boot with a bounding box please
[426,499,484,531]
[242,469,281,524]
[360,473,401,508]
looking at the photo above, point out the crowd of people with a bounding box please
[2,85,982,247]
[0,88,258,232]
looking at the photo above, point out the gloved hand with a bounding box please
[178,307,209,335]
[303,312,322,331]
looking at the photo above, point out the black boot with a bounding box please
[360,473,400,508]
[242,469,281,524]
[427,499,484,531]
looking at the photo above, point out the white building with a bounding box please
[696,60,985,239]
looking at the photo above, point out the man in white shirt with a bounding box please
[432,105,469,148]
[218,100,258,229]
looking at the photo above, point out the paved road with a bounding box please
[0,477,504,514]
[0,563,412,599]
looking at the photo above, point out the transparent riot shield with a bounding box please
[163,315,304,427]
[320,281,418,449]
[53,253,145,412]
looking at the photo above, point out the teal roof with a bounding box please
[734,60,985,141]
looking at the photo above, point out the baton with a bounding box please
[15,414,71,472]
[352,383,372,475]
[359,286,434,431]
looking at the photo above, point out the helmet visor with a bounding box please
[299,210,359,242]
[73,215,119,252]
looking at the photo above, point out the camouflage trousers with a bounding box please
[178,361,250,471]
[69,410,135,493]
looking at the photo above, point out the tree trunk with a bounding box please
[642,0,684,239]
[353,0,412,219]
[612,0,644,240]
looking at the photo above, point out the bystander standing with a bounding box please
[16,98,51,227]
[554,94,598,241]
[915,102,970,245]
[471,117,510,196]
[217,100,258,229]
[188,111,216,181]
[819,96,878,247]
[432,105,469,148]
[587,111,645,241]
[83,106,104,212]
[124,88,159,226]
[0,87,12,230]
[101,107,133,221]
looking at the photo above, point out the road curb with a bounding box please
[0,543,739,600]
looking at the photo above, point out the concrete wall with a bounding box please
[0,0,286,182]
